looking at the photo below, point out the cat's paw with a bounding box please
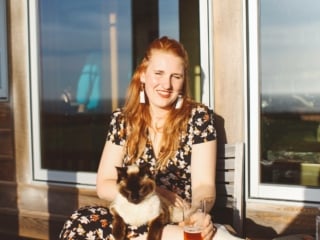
[112,230,126,240]
[111,214,127,240]
[147,230,163,240]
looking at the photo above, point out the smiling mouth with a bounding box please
[157,90,172,98]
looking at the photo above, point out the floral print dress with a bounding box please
[59,104,216,240]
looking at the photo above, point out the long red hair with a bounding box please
[123,36,197,169]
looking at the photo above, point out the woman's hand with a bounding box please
[201,213,217,240]
[181,210,217,240]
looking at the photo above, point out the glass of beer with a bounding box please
[183,200,206,240]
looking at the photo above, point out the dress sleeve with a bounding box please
[106,109,126,146]
[191,105,217,144]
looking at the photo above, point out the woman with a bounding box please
[59,36,241,240]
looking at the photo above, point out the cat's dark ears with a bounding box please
[115,166,128,183]
[139,163,152,178]
[115,164,152,181]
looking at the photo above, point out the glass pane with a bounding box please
[38,0,200,173]
[260,0,320,187]
[39,0,131,172]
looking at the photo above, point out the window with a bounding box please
[0,0,8,101]
[29,0,213,185]
[248,0,320,202]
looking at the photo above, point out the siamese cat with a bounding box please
[110,164,182,240]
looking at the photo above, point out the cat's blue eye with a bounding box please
[139,185,149,196]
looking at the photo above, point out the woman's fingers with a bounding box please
[201,214,216,240]
[174,195,188,209]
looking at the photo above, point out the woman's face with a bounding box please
[140,50,185,111]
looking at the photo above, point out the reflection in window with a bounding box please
[260,0,320,187]
[39,0,132,172]
[36,0,200,174]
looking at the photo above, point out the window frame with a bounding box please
[0,0,8,101]
[248,0,320,203]
[28,0,214,185]
[199,0,214,107]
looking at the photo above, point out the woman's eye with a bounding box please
[172,74,182,80]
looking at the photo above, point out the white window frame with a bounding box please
[248,0,320,203]
[28,0,213,186]
[0,0,8,101]
[199,0,214,108]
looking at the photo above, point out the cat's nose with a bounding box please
[130,198,140,204]
[131,199,140,204]
[129,194,140,204]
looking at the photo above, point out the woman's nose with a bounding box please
[160,74,172,89]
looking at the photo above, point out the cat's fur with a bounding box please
[110,164,179,240]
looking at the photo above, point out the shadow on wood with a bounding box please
[211,143,245,238]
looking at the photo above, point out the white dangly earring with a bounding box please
[175,94,183,109]
[140,83,146,104]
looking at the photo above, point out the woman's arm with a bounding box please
[191,139,217,212]
[96,140,125,202]
[190,139,217,240]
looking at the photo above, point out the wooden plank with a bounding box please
[218,144,236,158]
[0,130,14,156]
[0,208,19,237]
[216,170,235,182]
[18,209,61,239]
[18,184,106,215]
[233,142,244,237]
[215,196,235,208]
[0,183,108,239]
[0,182,18,209]
[0,161,15,181]
[216,158,236,170]
[213,143,244,237]
[0,104,12,129]
[0,183,107,238]
[216,183,234,196]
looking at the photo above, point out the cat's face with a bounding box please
[116,165,155,204]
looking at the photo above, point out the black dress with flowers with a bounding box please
[59,104,216,240]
